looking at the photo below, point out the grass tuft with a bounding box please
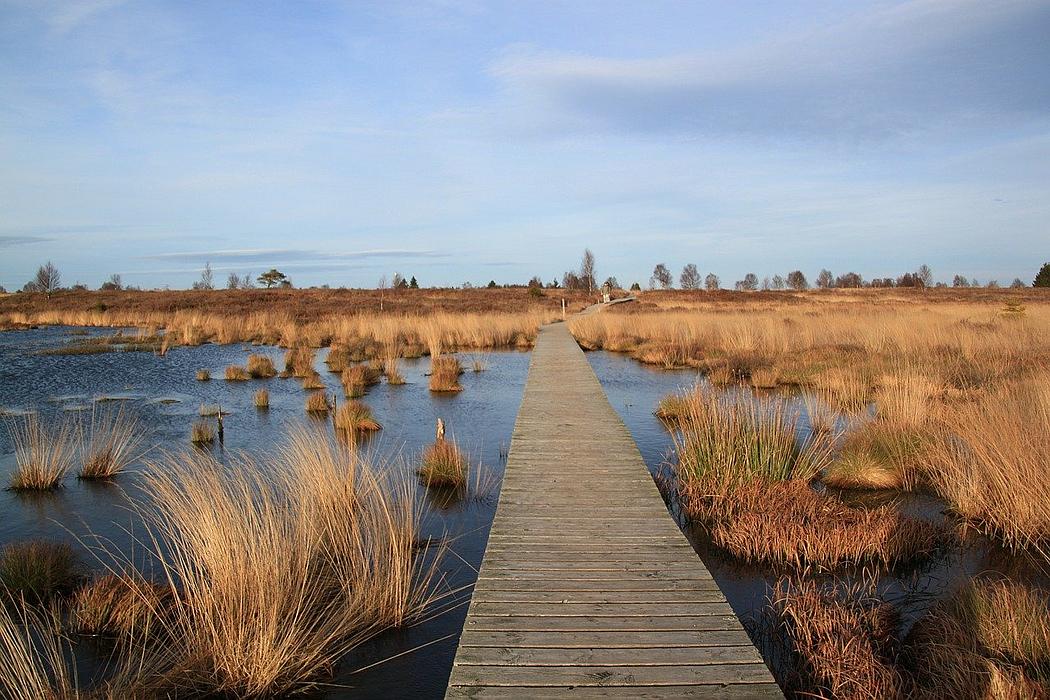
[71,573,172,641]
[224,365,249,381]
[333,400,381,434]
[305,391,330,414]
[0,540,79,603]
[283,346,315,378]
[428,355,463,392]
[6,414,78,490]
[80,404,145,479]
[190,419,214,444]
[418,438,468,488]
[195,369,210,381]
[246,354,277,378]
[253,388,269,409]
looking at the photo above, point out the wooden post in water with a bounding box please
[216,405,224,444]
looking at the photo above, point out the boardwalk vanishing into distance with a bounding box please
[446,319,781,698]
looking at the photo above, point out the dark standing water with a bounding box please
[0,326,529,698]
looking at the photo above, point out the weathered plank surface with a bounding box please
[445,321,780,697]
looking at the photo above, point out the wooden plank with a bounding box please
[445,321,780,698]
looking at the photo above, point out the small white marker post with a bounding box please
[561,298,566,319]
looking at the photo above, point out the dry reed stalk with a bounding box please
[137,429,439,695]
[224,365,249,381]
[7,414,78,490]
[383,356,404,385]
[0,599,77,699]
[428,355,463,393]
[874,369,942,429]
[824,420,928,491]
[253,389,269,409]
[750,366,781,389]
[246,354,276,378]
[80,404,146,479]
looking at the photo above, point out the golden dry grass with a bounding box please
[224,365,249,381]
[136,428,438,695]
[6,414,78,490]
[195,369,210,381]
[305,390,330,413]
[923,380,1050,558]
[0,600,78,699]
[418,438,468,488]
[246,354,276,378]
[333,400,381,434]
[253,389,269,409]
[80,405,145,479]
[284,346,316,378]
[301,372,324,390]
[71,573,173,641]
[190,419,214,444]
[341,364,381,398]
[429,355,463,393]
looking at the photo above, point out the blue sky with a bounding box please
[1,0,1048,290]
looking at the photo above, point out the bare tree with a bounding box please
[772,274,785,290]
[377,275,388,311]
[602,276,619,290]
[704,273,720,291]
[100,273,122,291]
[240,271,255,289]
[816,269,834,289]
[735,273,758,291]
[192,262,214,290]
[680,264,701,290]
[580,249,596,294]
[916,264,933,288]
[34,261,61,298]
[226,272,241,290]
[650,263,672,289]
[786,270,809,290]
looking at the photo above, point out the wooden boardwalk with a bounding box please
[445,321,780,698]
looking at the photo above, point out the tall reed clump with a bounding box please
[254,389,269,409]
[224,365,250,381]
[80,405,145,479]
[246,354,277,378]
[6,414,79,490]
[923,380,1050,558]
[674,390,832,488]
[0,540,80,603]
[334,401,381,435]
[137,429,437,695]
[283,346,315,378]
[428,356,463,393]
[383,356,404,385]
[195,369,210,381]
[904,578,1050,697]
[418,436,468,488]
[672,391,946,569]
